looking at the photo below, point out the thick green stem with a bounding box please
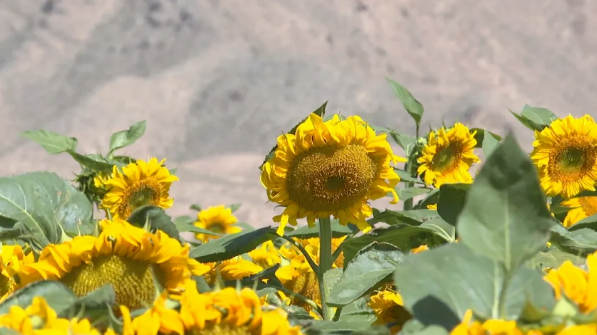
[404,124,420,210]
[318,217,334,321]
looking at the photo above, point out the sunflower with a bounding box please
[248,241,282,269]
[544,252,597,315]
[531,115,597,199]
[417,123,480,188]
[0,245,34,301]
[560,197,597,228]
[411,245,429,254]
[368,285,411,333]
[260,113,406,234]
[203,256,265,286]
[275,236,345,312]
[0,296,103,335]
[194,205,242,243]
[100,158,178,219]
[16,219,210,312]
[450,310,524,335]
[120,283,303,335]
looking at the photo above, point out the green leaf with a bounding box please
[457,133,554,271]
[394,243,540,329]
[0,172,93,244]
[528,248,585,270]
[482,129,500,157]
[415,188,440,209]
[518,268,557,322]
[259,102,327,171]
[567,213,597,231]
[190,227,278,262]
[59,285,116,325]
[127,205,180,241]
[21,129,78,154]
[396,170,422,183]
[68,151,114,172]
[398,187,431,202]
[341,224,449,266]
[420,218,456,243]
[229,203,242,212]
[550,225,597,256]
[471,128,503,149]
[509,105,557,132]
[0,281,77,315]
[386,78,424,125]
[108,120,147,155]
[175,222,221,237]
[337,297,376,324]
[436,183,470,226]
[328,243,404,307]
[287,220,354,239]
[324,268,344,304]
[190,204,202,212]
[368,209,439,226]
[390,133,418,157]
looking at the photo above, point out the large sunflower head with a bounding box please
[368,285,411,333]
[417,123,480,188]
[194,205,242,243]
[261,113,406,234]
[561,196,597,228]
[531,115,597,198]
[544,253,597,314]
[248,241,281,269]
[0,245,34,301]
[275,236,345,312]
[0,296,103,335]
[203,256,264,286]
[100,158,178,219]
[121,283,303,335]
[16,219,210,312]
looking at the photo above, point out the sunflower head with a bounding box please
[531,115,597,198]
[561,197,597,228]
[368,286,411,333]
[0,245,34,301]
[16,219,210,312]
[261,113,406,234]
[194,205,242,243]
[100,158,178,219]
[544,253,597,314]
[417,123,480,188]
[248,241,281,269]
[203,257,264,286]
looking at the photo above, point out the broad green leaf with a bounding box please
[190,204,202,212]
[127,205,180,241]
[386,78,424,125]
[415,188,440,209]
[229,203,242,212]
[420,218,456,243]
[0,172,93,244]
[67,151,114,172]
[369,209,439,226]
[471,128,503,149]
[59,285,116,325]
[437,183,470,226]
[520,105,557,127]
[190,227,278,262]
[457,133,554,271]
[528,247,585,270]
[21,129,77,154]
[396,170,422,183]
[306,320,382,332]
[108,120,147,155]
[0,281,76,315]
[288,220,354,239]
[390,132,417,157]
[175,222,221,237]
[568,213,597,231]
[402,325,449,335]
[397,187,431,202]
[341,224,447,266]
[259,102,327,171]
[324,268,344,304]
[329,243,404,307]
[482,129,500,157]
[337,297,376,324]
[394,243,539,329]
[550,225,597,256]
[518,268,557,322]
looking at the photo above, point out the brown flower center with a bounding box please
[550,142,597,182]
[287,144,378,213]
[119,181,162,218]
[431,143,459,172]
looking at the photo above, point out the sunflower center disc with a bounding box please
[207,223,227,234]
[60,255,159,312]
[193,325,251,335]
[432,144,458,172]
[0,274,12,298]
[285,270,320,312]
[558,147,586,172]
[120,182,160,218]
[287,144,378,213]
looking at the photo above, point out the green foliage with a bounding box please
[386,78,424,126]
[328,243,404,307]
[287,220,354,239]
[190,226,278,262]
[436,183,469,226]
[127,205,180,241]
[0,281,76,315]
[509,105,558,131]
[108,120,147,156]
[368,209,439,226]
[21,130,78,154]
[0,171,93,245]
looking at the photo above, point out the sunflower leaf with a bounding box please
[20,129,78,155]
[567,212,597,231]
[108,120,147,156]
[394,243,542,330]
[328,242,405,307]
[482,129,501,157]
[368,209,439,226]
[396,187,431,202]
[0,280,77,315]
[390,132,417,156]
[436,183,470,226]
[127,205,180,241]
[386,78,424,126]
[67,151,114,172]
[457,133,554,272]
[341,224,449,266]
[0,172,93,244]
[58,285,116,325]
[549,225,597,256]
[287,220,353,239]
[471,128,503,149]
[190,226,278,262]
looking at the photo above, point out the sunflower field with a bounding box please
[1,79,597,335]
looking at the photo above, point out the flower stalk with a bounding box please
[318,216,334,321]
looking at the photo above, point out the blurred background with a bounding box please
[0,0,596,227]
